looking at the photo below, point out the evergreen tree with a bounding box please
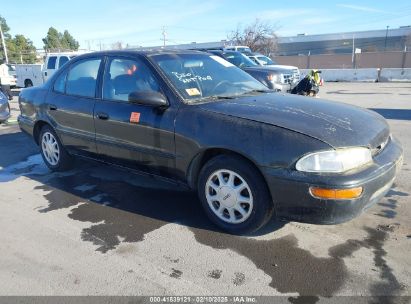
[1,15,36,63]
[42,27,79,51]
[62,30,79,50]
[7,35,37,63]
[42,27,62,51]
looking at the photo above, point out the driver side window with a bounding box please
[103,57,160,102]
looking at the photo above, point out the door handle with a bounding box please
[49,104,57,110]
[96,112,109,120]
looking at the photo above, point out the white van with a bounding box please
[16,52,85,87]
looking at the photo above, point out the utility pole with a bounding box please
[0,26,8,63]
[384,26,389,51]
[162,26,167,47]
[352,35,355,68]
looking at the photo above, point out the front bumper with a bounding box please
[270,82,291,93]
[262,136,403,224]
[0,110,10,122]
[0,102,10,123]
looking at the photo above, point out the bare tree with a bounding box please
[228,19,278,56]
[111,41,124,50]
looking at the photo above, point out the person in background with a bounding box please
[0,59,13,100]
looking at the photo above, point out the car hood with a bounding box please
[267,64,299,70]
[243,66,292,74]
[199,93,389,149]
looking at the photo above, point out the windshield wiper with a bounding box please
[240,89,273,95]
[194,95,236,102]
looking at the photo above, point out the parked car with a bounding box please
[247,54,300,83]
[208,50,297,92]
[223,45,252,55]
[6,64,17,88]
[0,64,17,89]
[16,52,81,88]
[0,91,10,123]
[18,50,403,234]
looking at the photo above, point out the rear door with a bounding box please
[45,56,103,155]
[93,55,177,176]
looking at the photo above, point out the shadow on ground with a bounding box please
[369,108,411,121]
[1,129,408,302]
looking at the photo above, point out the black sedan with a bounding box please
[18,50,403,234]
[0,91,10,123]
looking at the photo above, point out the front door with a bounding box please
[94,56,177,176]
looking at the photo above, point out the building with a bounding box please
[130,26,411,56]
[277,26,411,56]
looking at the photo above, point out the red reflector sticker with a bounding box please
[130,112,140,123]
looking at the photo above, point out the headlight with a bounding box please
[267,74,283,84]
[296,147,372,173]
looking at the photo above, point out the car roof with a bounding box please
[75,49,206,59]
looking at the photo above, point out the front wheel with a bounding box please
[39,125,72,171]
[198,155,273,234]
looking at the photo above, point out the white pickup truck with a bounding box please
[15,52,81,88]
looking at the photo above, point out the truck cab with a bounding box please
[208,50,295,92]
[247,54,300,86]
[16,52,83,87]
[43,54,75,82]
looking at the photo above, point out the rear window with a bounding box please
[58,56,70,68]
[53,69,68,93]
[47,56,57,69]
[66,59,101,98]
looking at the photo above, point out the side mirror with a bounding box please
[128,91,168,108]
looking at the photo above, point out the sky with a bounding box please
[2,0,411,50]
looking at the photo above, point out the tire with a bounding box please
[198,155,273,234]
[39,125,72,171]
[25,80,33,88]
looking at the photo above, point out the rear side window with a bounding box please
[66,59,101,98]
[47,56,57,69]
[53,69,68,93]
[58,56,70,68]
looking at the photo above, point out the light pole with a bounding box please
[0,26,8,63]
[384,26,389,51]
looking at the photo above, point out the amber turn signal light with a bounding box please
[309,187,363,200]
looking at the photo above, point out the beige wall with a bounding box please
[275,51,411,69]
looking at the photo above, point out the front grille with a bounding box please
[283,74,293,84]
[292,69,300,83]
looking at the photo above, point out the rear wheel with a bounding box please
[198,155,273,234]
[24,79,33,88]
[39,125,72,171]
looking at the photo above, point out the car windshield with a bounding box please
[237,47,252,53]
[257,56,276,65]
[150,53,269,102]
[223,52,257,68]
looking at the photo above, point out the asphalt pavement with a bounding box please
[0,83,410,303]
